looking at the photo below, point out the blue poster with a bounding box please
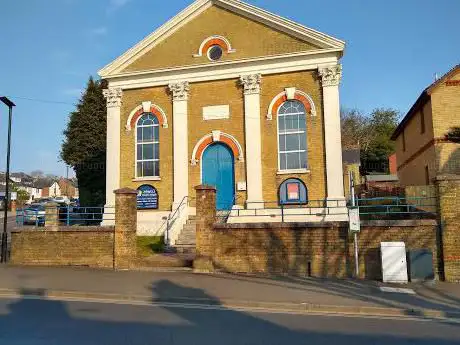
[137,185,158,209]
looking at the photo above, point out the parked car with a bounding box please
[18,204,45,226]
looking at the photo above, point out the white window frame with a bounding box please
[135,113,160,179]
[277,101,309,173]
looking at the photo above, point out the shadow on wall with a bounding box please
[0,281,459,344]
[208,223,437,282]
[440,147,460,175]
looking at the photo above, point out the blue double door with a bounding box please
[202,143,235,210]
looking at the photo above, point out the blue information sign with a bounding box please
[137,185,158,210]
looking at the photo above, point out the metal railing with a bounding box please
[16,206,115,227]
[356,196,437,219]
[219,199,348,222]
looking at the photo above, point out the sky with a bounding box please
[0,0,459,176]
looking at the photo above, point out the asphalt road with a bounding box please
[0,297,458,345]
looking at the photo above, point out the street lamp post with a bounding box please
[0,96,15,263]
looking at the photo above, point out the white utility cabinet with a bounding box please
[380,242,408,283]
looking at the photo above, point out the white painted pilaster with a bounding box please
[169,81,190,208]
[318,65,345,204]
[102,88,122,224]
[240,74,264,208]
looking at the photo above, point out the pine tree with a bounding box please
[61,77,106,206]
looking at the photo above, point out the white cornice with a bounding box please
[105,50,339,90]
[98,0,345,78]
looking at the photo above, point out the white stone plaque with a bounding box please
[203,105,230,120]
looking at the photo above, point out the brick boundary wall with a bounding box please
[9,188,139,270]
[194,185,439,279]
[10,227,115,268]
[207,221,438,279]
[435,175,460,282]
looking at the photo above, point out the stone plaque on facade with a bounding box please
[137,185,158,210]
[203,105,230,120]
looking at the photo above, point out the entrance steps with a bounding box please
[174,215,197,254]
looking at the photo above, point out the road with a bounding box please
[0,297,458,345]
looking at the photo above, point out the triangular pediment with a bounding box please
[99,0,345,77]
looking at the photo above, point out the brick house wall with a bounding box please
[394,66,460,186]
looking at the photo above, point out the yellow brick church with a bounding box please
[99,0,347,240]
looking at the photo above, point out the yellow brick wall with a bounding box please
[188,78,247,205]
[431,69,460,138]
[118,70,327,209]
[398,145,436,186]
[260,71,326,202]
[119,87,173,211]
[122,5,317,73]
[437,142,460,175]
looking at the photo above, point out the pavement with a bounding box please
[0,266,459,321]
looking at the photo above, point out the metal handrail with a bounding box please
[166,196,189,245]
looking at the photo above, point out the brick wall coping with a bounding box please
[11,226,115,233]
[214,222,348,230]
[213,219,437,230]
[195,184,217,191]
[361,219,438,227]
[114,188,138,194]
[435,174,460,182]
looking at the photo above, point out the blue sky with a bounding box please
[0,0,459,176]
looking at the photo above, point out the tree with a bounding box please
[61,77,106,206]
[445,127,460,143]
[341,107,400,174]
[11,184,30,204]
[30,170,44,178]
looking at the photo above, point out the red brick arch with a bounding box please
[267,90,316,120]
[195,35,236,58]
[191,132,244,165]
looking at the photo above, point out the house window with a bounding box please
[278,100,308,171]
[402,130,406,152]
[420,109,426,134]
[279,178,308,205]
[136,113,160,178]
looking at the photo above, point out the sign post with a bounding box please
[349,171,360,278]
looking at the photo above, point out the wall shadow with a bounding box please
[0,283,459,344]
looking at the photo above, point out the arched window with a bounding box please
[136,113,160,178]
[278,100,307,171]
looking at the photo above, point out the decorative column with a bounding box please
[240,74,264,208]
[318,65,345,204]
[169,81,190,208]
[102,88,122,225]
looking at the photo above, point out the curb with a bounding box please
[0,288,459,321]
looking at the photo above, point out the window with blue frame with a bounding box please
[136,113,160,178]
[279,178,308,205]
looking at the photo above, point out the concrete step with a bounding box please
[182,224,196,232]
[175,245,196,255]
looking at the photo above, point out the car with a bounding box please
[18,204,46,226]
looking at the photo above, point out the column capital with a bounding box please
[168,81,190,101]
[318,64,342,87]
[103,88,123,108]
[239,74,262,95]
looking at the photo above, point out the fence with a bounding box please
[16,205,114,227]
[356,196,437,220]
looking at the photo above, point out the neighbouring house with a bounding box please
[42,178,78,199]
[361,174,402,197]
[99,0,347,236]
[388,153,397,175]
[391,64,460,186]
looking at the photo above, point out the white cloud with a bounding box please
[107,0,133,14]
[88,27,108,36]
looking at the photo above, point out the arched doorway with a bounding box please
[202,143,235,210]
